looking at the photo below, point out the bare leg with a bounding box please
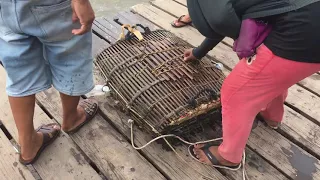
[9,95,59,161]
[59,93,86,132]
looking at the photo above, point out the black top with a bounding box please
[264,1,320,63]
[189,0,320,63]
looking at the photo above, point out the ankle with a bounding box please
[19,131,42,158]
[62,107,85,129]
[216,148,239,165]
[19,131,38,144]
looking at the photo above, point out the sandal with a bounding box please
[19,123,61,165]
[171,15,192,28]
[64,98,99,134]
[188,142,241,170]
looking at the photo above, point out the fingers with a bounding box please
[184,56,191,62]
[184,50,190,57]
[184,54,193,62]
[183,50,191,61]
[72,24,92,35]
[71,0,95,35]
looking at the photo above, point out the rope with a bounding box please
[128,119,249,180]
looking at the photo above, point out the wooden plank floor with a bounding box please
[0,0,319,179]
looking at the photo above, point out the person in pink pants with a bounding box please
[184,0,320,168]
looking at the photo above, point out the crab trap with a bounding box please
[94,25,225,138]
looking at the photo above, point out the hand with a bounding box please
[183,48,197,62]
[71,0,95,35]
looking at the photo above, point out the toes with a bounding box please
[194,144,205,149]
[198,156,207,162]
[194,149,202,157]
[53,125,61,130]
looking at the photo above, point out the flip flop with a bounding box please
[171,15,192,28]
[188,143,241,170]
[64,98,99,134]
[19,123,61,165]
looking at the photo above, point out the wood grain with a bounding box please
[36,88,165,180]
[0,129,34,180]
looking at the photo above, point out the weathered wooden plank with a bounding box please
[0,128,35,180]
[131,3,320,179]
[151,0,234,47]
[114,11,160,31]
[299,74,320,96]
[36,88,165,180]
[173,0,187,6]
[249,124,320,179]
[0,67,101,180]
[92,12,287,180]
[131,3,239,68]
[281,106,320,156]
[92,19,117,43]
[94,18,120,43]
[286,85,320,125]
[92,33,109,57]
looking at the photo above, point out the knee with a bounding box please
[220,78,233,104]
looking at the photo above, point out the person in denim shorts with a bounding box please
[0,0,99,165]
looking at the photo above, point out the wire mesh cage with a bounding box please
[95,29,225,136]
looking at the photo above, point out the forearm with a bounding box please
[193,36,224,59]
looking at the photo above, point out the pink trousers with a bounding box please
[218,45,320,163]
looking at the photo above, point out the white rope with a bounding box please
[128,119,249,180]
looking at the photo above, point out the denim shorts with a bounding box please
[0,0,94,97]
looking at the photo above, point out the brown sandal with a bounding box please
[64,98,99,134]
[19,123,60,165]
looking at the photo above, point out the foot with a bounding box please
[193,144,239,167]
[257,113,280,129]
[19,124,60,165]
[62,98,98,134]
[171,15,192,28]
[62,105,86,132]
[264,119,280,129]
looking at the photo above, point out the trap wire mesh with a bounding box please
[95,30,225,135]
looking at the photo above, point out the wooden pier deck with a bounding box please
[1,0,320,179]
